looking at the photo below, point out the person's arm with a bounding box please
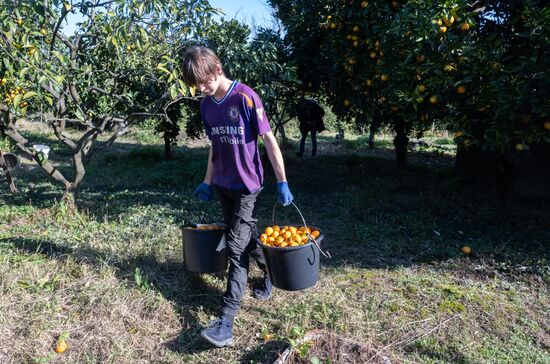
[262,131,294,206]
[194,144,214,201]
[203,144,214,184]
[261,131,287,183]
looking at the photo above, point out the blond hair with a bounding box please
[181,46,223,86]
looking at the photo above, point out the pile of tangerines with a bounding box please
[260,225,321,248]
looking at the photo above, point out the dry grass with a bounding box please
[0,249,182,363]
[1,127,549,363]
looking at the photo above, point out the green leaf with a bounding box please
[19,67,29,79]
[75,108,85,121]
[13,93,23,108]
[139,27,149,41]
[3,58,13,72]
[17,280,31,289]
[58,331,70,342]
[169,84,178,100]
[23,91,37,100]
[52,51,65,63]
[178,79,186,90]
[157,65,171,75]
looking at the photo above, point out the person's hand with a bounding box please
[277,182,293,206]
[194,182,213,201]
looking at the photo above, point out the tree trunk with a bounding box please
[61,189,78,212]
[164,131,172,160]
[272,115,290,151]
[369,111,381,149]
[278,123,290,151]
[0,151,17,193]
[393,116,409,169]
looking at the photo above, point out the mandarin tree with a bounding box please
[269,0,477,167]
[447,1,550,152]
[0,0,215,198]
[269,0,549,170]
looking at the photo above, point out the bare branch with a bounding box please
[89,86,133,105]
[1,110,72,190]
[51,120,78,151]
[46,117,90,128]
[50,5,73,53]
[41,82,61,100]
[95,0,118,7]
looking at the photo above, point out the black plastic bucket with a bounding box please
[260,227,324,291]
[181,224,228,273]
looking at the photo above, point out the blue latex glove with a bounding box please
[194,182,213,202]
[277,182,294,206]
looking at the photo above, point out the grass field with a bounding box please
[1,125,549,363]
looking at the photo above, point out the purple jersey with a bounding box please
[200,81,271,192]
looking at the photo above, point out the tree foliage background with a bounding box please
[268,0,549,162]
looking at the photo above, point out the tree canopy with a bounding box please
[269,0,549,156]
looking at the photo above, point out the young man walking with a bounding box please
[181,46,293,348]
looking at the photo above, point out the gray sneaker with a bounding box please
[200,317,234,347]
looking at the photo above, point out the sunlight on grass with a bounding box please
[0,127,548,363]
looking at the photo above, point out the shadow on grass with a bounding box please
[0,235,228,355]
[405,342,474,364]
[1,141,212,215]
[3,145,549,274]
[2,140,550,361]
[270,153,550,272]
[240,339,290,364]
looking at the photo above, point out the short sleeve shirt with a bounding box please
[200,81,271,192]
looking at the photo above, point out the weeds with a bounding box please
[0,129,548,363]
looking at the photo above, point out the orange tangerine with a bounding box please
[54,340,68,353]
[260,234,267,243]
[311,230,321,238]
[265,227,274,236]
[273,225,280,232]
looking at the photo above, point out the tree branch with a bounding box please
[1,110,72,190]
[50,119,78,151]
[89,86,133,105]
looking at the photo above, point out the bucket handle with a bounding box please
[272,202,331,259]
